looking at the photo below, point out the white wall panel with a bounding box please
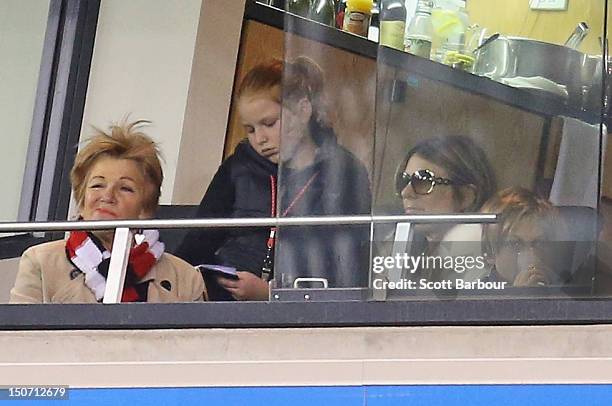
[0,1,50,221]
[80,0,202,205]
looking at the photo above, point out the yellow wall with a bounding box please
[467,0,608,55]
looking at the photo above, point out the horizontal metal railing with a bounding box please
[1,213,497,304]
[0,213,497,233]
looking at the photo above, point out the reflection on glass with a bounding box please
[373,0,606,298]
[275,56,372,289]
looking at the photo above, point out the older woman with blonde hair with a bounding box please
[10,120,206,303]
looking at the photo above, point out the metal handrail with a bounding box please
[1,213,498,304]
[0,213,497,233]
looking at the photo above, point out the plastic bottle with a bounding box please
[380,0,407,50]
[343,0,374,37]
[404,0,433,58]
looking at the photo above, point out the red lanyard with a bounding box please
[260,172,318,279]
[266,171,318,250]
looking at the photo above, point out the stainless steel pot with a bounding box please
[473,36,603,113]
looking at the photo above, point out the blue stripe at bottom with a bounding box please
[4,385,612,405]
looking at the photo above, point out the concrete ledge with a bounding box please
[2,325,612,386]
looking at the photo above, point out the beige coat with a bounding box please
[10,240,207,303]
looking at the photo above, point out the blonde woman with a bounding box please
[10,120,207,303]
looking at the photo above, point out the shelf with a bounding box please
[245,0,377,60]
[379,46,602,124]
[245,0,602,125]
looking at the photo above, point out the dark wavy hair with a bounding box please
[397,135,497,211]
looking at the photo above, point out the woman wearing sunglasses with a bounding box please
[394,135,497,282]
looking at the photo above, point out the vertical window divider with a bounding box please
[19,0,100,228]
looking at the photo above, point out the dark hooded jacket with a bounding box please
[177,133,372,294]
[175,140,277,275]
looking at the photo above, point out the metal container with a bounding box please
[473,36,603,113]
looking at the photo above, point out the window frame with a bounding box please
[2,299,612,330]
[16,0,100,224]
[0,0,100,257]
[1,0,611,330]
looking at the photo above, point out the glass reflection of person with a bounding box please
[177,57,371,298]
[176,60,282,301]
[275,56,372,288]
[10,120,207,303]
[394,135,497,281]
[481,187,566,287]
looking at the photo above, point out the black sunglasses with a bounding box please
[395,169,456,196]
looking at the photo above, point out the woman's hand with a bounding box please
[216,271,269,301]
[513,265,550,287]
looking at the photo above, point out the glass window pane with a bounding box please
[0,0,50,222]
[273,6,375,292]
[373,0,608,300]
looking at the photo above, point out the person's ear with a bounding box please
[296,97,312,124]
[457,184,477,211]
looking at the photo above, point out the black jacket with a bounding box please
[177,135,372,292]
[175,140,277,275]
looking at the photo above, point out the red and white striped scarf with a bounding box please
[65,230,164,302]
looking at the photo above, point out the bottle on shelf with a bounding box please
[310,0,336,26]
[380,0,407,50]
[368,1,381,42]
[287,0,311,18]
[404,0,433,59]
[431,0,468,64]
[342,0,374,37]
